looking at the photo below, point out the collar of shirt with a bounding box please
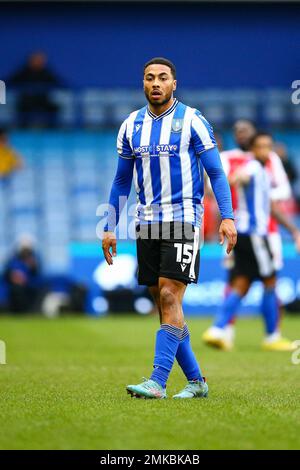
[146,98,178,121]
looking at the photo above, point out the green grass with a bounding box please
[0,314,299,450]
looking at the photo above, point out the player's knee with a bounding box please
[232,277,250,296]
[263,276,276,290]
[159,285,178,310]
[240,284,250,296]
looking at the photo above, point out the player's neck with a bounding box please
[148,97,175,117]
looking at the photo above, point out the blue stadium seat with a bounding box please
[0,91,17,126]
[262,89,290,127]
[291,102,300,126]
[81,89,108,127]
[230,89,259,124]
[49,90,77,127]
[41,244,70,274]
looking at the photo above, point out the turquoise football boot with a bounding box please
[126,378,167,399]
[173,379,208,399]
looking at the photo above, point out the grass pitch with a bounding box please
[0,314,299,450]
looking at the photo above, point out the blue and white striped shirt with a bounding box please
[235,160,271,236]
[116,99,217,227]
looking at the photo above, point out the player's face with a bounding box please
[234,122,256,150]
[143,64,176,107]
[252,136,273,164]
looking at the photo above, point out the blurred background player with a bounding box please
[203,132,299,351]
[202,120,297,348]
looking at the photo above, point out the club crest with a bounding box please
[171,118,183,133]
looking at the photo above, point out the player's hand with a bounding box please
[293,230,300,253]
[219,219,237,255]
[102,231,117,265]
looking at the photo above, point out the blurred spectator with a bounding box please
[3,235,44,313]
[0,128,23,178]
[7,51,61,128]
[233,119,256,151]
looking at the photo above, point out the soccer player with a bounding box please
[203,120,298,350]
[102,58,236,399]
[203,132,299,351]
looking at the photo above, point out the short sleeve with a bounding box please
[244,160,258,177]
[191,111,217,155]
[117,120,134,159]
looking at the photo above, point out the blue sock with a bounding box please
[261,288,279,335]
[176,324,203,382]
[214,291,243,329]
[150,324,182,389]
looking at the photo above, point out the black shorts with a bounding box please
[230,233,275,282]
[136,222,200,286]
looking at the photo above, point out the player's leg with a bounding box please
[156,223,208,398]
[127,222,207,398]
[261,275,296,351]
[214,275,250,328]
[149,277,186,389]
[126,225,168,398]
[261,275,279,338]
[248,234,295,351]
[222,255,239,341]
[203,275,250,350]
[148,285,162,323]
[203,234,254,350]
[127,277,186,398]
[149,284,205,390]
[222,276,238,343]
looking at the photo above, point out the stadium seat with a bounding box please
[0,91,17,126]
[262,89,290,127]
[81,89,108,127]
[230,89,259,124]
[2,120,299,275]
[49,90,77,127]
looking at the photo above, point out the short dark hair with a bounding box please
[144,57,176,79]
[250,131,273,147]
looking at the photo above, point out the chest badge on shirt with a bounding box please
[171,118,183,133]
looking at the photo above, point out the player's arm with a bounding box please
[271,200,300,252]
[102,156,134,265]
[200,147,237,254]
[228,168,251,186]
[102,119,134,265]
